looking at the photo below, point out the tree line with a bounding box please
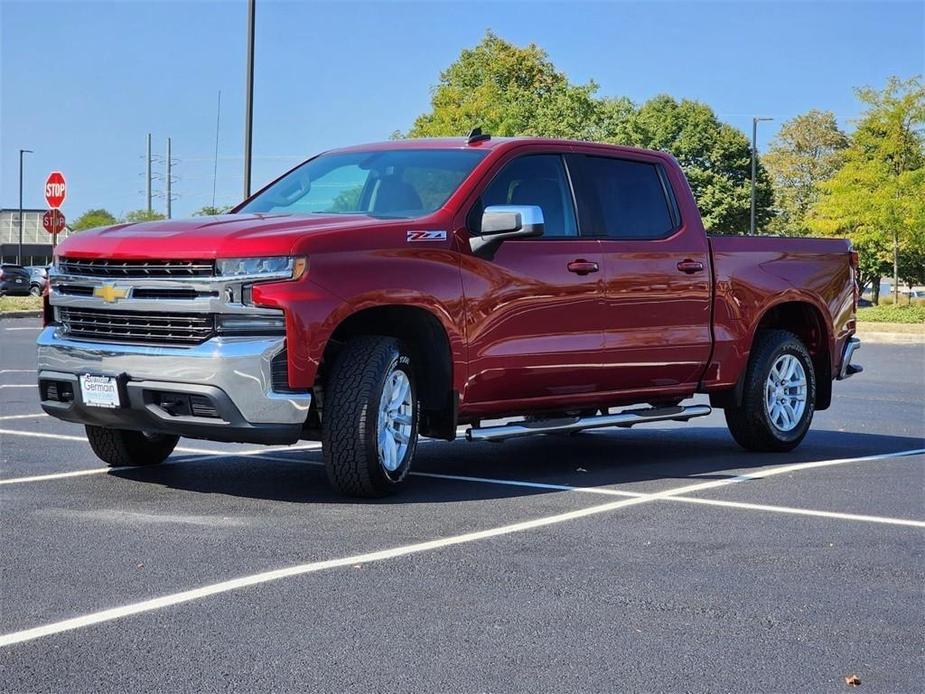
[71,32,924,302]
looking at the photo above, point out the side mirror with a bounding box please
[470,205,544,255]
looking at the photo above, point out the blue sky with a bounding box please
[1,0,922,219]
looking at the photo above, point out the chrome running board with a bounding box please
[465,404,712,442]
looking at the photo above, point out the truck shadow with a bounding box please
[109,427,925,505]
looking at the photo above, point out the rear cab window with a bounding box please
[573,155,679,239]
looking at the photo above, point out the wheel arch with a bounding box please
[713,298,833,410]
[317,304,457,439]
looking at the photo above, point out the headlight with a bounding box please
[215,256,306,280]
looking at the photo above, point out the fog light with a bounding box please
[216,314,286,335]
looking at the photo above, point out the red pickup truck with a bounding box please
[38,136,862,496]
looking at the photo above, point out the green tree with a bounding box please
[122,209,167,223]
[764,110,848,235]
[192,205,231,216]
[405,31,615,141]
[613,95,774,233]
[71,208,117,231]
[404,32,772,233]
[809,76,925,302]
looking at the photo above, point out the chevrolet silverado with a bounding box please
[37,135,862,496]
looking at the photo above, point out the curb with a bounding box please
[855,330,924,345]
[0,311,42,320]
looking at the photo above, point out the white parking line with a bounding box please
[0,369,36,374]
[0,384,37,389]
[666,495,925,527]
[2,327,41,331]
[0,448,922,648]
[0,413,46,421]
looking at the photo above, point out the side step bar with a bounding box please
[465,404,712,442]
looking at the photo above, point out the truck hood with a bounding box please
[55,213,406,259]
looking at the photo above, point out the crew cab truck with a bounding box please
[37,136,862,497]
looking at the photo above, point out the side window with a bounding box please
[580,157,676,239]
[479,154,578,237]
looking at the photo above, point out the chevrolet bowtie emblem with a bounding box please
[93,284,129,303]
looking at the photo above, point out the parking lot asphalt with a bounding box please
[1,317,923,693]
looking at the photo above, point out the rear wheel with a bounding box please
[322,336,419,497]
[85,426,179,466]
[724,330,816,452]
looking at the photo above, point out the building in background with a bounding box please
[0,209,71,265]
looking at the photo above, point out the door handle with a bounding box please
[676,259,704,274]
[567,259,599,275]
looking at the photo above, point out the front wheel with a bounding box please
[724,330,816,452]
[85,426,179,466]
[322,336,419,497]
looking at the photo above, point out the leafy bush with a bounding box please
[0,295,42,312]
[857,304,925,323]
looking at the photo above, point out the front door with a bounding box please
[460,153,605,406]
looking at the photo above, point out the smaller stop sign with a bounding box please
[43,209,66,234]
[45,172,67,209]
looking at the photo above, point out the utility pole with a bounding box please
[18,149,33,265]
[146,133,153,214]
[212,90,222,209]
[243,0,256,199]
[750,116,773,236]
[166,137,173,219]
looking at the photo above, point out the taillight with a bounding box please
[0,268,4,280]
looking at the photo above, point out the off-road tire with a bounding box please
[724,329,816,452]
[322,336,419,497]
[85,425,179,466]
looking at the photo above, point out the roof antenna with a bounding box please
[467,127,491,144]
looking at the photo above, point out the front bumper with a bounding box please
[36,326,312,445]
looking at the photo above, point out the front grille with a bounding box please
[59,258,214,278]
[56,284,95,296]
[60,307,215,345]
[132,288,216,300]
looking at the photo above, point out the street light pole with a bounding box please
[243,0,255,200]
[18,149,33,265]
[750,116,773,236]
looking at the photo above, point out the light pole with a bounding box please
[243,0,255,199]
[18,149,33,265]
[750,116,773,236]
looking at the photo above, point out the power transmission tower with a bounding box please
[146,133,153,213]
[166,137,174,219]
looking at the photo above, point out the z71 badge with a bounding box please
[406,230,447,242]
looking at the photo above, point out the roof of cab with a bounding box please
[325,137,671,161]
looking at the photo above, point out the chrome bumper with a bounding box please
[838,336,863,380]
[36,326,312,444]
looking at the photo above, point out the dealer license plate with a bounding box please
[79,375,121,408]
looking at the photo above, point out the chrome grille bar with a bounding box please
[59,258,214,278]
[59,307,215,346]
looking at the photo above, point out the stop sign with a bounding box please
[45,171,66,209]
[43,209,66,234]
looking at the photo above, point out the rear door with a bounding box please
[460,152,605,406]
[569,151,712,392]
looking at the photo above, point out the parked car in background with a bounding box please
[0,264,33,296]
[25,266,48,296]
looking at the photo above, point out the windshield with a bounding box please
[238,148,488,218]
